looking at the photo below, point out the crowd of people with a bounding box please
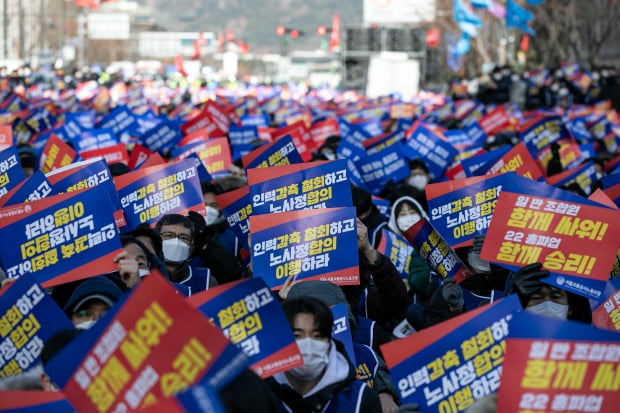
[0,60,619,413]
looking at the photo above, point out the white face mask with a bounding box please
[288,338,330,381]
[407,175,428,190]
[138,269,150,278]
[525,301,569,320]
[162,238,190,264]
[204,206,220,226]
[397,214,421,233]
[75,319,97,330]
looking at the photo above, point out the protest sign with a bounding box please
[38,134,77,174]
[45,273,248,413]
[270,120,314,162]
[354,144,410,195]
[480,142,544,181]
[0,124,13,151]
[114,159,205,230]
[402,218,473,283]
[520,115,572,154]
[0,185,122,287]
[382,294,522,411]
[247,160,351,214]
[46,158,125,227]
[0,146,27,198]
[80,143,130,166]
[402,122,458,180]
[0,170,53,207]
[0,392,74,412]
[72,128,118,153]
[330,303,356,368]
[546,161,598,195]
[189,278,302,378]
[590,275,620,331]
[217,186,252,251]
[481,191,620,300]
[497,312,620,412]
[249,207,359,289]
[376,229,414,279]
[139,120,183,154]
[310,117,339,148]
[242,134,302,169]
[172,137,232,177]
[0,275,74,378]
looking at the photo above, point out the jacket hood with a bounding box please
[388,196,429,236]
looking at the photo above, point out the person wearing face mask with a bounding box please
[155,214,218,295]
[62,276,125,329]
[266,296,382,413]
[506,262,592,323]
[387,196,433,303]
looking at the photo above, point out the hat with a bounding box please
[287,280,357,333]
[63,276,124,315]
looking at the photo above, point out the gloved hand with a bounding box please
[472,234,485,254]
[440,278,465,312]
[397,403,421,413]
[187,210,209,251]
[468,234,490,273]
[507,262,550,297]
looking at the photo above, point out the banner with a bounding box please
[189,278,303,378]
[496,312,620,412]
[114,159,205,230]
[0,185,122,287]
[248,160,351,214]
[480,191,620,300]
[44,273,248,413]
[402,218,473,283]
[0,146,27,198]
[382,295,522,411]
[249,207,359,289]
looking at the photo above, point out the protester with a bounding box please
[266,296,382,413]
[62,275,125,328]
[154,213,218,294]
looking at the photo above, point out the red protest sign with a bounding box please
[271,120,314,162]
[58,272,243,413]
[484,142,544,181]
[481,191,620,298]
[0,124,13,151]
[80,143,130,166]
[478,106,510,137]
[39,134,77,174]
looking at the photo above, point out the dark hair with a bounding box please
[408,158,429,173]
[131,223,163,256]
[201,180,223,196]
[120,235,152,264]
[282,296,334,339]
[155,214,194,238]
[394,199,421,217]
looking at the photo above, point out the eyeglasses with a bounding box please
[159,231,192,244]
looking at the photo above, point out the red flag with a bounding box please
[192,32,206,59]
[329,14,340,52]
[520,34,530,52]
[238,41,250,54]
[425,28,441,49]
[175,55,188,77]
[226,29,237,44]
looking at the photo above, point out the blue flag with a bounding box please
[453,0,483,26]
[506,0,536,35]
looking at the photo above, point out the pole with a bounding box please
[18,1,24,59]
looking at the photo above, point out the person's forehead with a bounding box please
[293,312,318,330]
[124,243,147,260]
[160,223,191,234]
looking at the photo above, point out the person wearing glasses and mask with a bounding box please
[155,214,218,295]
